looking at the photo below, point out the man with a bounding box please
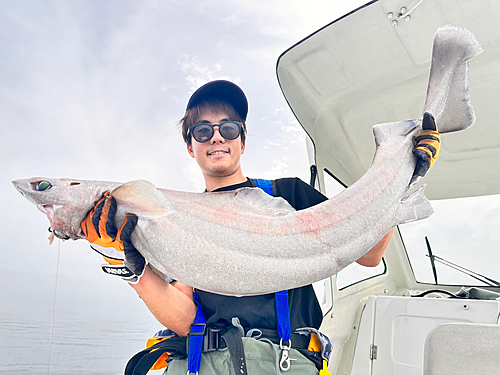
[81,80,439,374]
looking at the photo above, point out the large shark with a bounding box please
[13,26,482,296]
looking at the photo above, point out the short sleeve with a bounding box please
[273,178,327,211]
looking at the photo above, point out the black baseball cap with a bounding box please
[186,80,248,120]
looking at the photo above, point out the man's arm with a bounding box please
[356,228,394,267]
[353,114,440,268]
[81,194,197,336]
[130,267,196,336]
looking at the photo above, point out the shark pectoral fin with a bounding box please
[111,180,176,220]
[396,186,434,225]
[372,120,418,147]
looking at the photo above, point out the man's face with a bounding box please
[187,110,245,180]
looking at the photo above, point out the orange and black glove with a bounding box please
[81,191,146,283]
[413,112,441,178]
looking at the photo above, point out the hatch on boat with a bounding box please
[277,1,500,374]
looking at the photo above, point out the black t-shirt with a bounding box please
[197,177,328,333]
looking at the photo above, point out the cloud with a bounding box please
[181,158,206,192]
[223,14,246,26]
[216,0,368,41]
[178,55,239,94]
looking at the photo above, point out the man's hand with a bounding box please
[81,192,146,283]
[413,112,441,178]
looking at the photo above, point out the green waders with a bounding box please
[165,337,319,375]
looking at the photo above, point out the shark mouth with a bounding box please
[38,204,71,243]
[38,204,55,224]
[37,204,57,244]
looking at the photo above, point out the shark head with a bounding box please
[12,177,118,242]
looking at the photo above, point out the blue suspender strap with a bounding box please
[252,179,291,342]
[253,178,294,371]
[252,178,273,196]
[275,290,291,343]
[187,290,206,375]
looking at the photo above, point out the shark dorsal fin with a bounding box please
[111,180,175,220]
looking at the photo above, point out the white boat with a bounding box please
[277,1,500,374]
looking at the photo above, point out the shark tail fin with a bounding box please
[396,185,434,225]
[424,25,483,133]
[111,180,175,220]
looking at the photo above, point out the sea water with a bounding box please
[0,311,164,375]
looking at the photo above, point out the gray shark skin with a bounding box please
[12,26,482,296]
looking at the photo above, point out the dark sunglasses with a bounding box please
[188,121,244,143]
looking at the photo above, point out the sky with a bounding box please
[1,0,499,373]
[0,0,367,306]
[0,0,369,372]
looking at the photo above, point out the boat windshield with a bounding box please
[399,194,500,287]
[322,169,500,289]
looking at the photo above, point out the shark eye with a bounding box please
[36,181,52,191]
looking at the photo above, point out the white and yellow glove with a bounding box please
[81,191,145,283]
